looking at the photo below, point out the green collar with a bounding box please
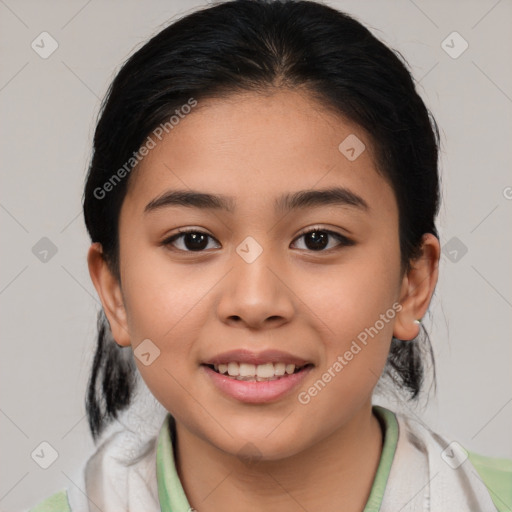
[156,405,398,511]
[362,405,399,511]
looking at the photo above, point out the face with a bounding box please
[92,89,432,460]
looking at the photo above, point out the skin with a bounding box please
[88,88,440,512]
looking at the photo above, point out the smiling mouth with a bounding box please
[203,362,313,381]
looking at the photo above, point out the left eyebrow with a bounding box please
[275,187,369,213]
[144,186,369,214]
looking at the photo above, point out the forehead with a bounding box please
[123,89,397,220]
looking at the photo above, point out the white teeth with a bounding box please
[239,363,256,377]
[227,362,239,376]
[256,363,275,378]
[274,363,286,376]
[213,362,303,379]
[285,364,295,375]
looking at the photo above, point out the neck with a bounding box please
[174,402,384,512]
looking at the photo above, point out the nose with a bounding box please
[215,241,295,330]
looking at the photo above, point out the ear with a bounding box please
[87,242,131,347]
[393,233,440,341]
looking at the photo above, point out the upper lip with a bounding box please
[202,349,312,367]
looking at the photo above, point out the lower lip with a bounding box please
[202,365,313,404]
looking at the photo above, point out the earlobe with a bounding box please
[87,242,131,347]
[393,233,440,341]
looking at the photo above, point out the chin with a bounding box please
[210,427,312,463]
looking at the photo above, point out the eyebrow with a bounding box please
[144,186,369,214]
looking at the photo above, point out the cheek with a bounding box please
[119,247,213,393]
[121,242,210,339]
[293,246,401,409]
[300,250,401,341]
[293,261,399,425]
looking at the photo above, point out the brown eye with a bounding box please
[291,227,354,252]
[162,230,220,252]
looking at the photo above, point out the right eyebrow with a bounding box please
[144,190,236,214]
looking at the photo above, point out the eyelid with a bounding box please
[162,227,220,250]
[294,224,351,240]
[291,225,355,249]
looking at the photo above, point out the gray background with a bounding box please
[1,0,511,510]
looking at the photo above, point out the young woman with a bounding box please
[28,0,512,510]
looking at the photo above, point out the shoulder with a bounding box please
[467,449,512,512]
[27,488,72,512]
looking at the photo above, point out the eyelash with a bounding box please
[161,226,355,253]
